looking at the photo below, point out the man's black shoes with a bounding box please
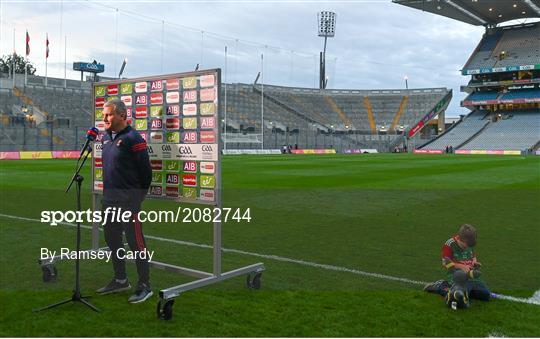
[96,279,131,295]
[128,282,153,303]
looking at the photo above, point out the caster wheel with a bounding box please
[246,272,262,290]
[42,264,57,283]
[156,299,175,320]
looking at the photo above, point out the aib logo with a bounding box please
[178,146,193,155]
[183,161,197,172]
[202,145,213,152]
[162,145,172,152]
[151,80,163,91]
[150,186,162,195]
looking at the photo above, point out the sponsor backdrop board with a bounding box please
[92,69,221,205]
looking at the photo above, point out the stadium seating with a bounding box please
[421,111,489,150]
[463,23,540,72]
[1,72,450,152]
[501,89,540,100]
[459,111,540,151]
[465,91,500,102]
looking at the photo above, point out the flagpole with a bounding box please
[64,35,67,88]
[12,28,15,88]
[224,45,228,150]
[261,52,264,150]
[25,30,28,87]
[45,33,48,86]
[25,30,30,86]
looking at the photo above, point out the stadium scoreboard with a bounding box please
[92,69,221,205]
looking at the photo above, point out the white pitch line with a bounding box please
[1,212,538,306]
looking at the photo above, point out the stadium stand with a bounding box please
[421,111,490,150]
[460,111,540,151]
[501,88,540,100]
[462,23,540,73]
[1,72,450,152]
[465,91,500,102]
[420,22,540,153]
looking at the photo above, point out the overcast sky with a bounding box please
[1,0,535,117]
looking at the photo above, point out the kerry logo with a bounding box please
[95,86,106,97]
[95,109,103,120]
[135,119,147,130]
[150,106,163,117]
[182,77,197,89]
[200,175,215,189]
[200,103,215,115]
[120,83,133,95]
[165,160,179,172]
[183,187,196,199]
[183,118,197,129]
[166,132,180,143]
[151,172,163,183]
[94,169,103,180]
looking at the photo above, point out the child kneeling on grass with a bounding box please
[424,224,492,308]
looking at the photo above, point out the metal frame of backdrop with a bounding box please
[37,68,265,320]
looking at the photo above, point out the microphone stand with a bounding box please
[34,145,100,313]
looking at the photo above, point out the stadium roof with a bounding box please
[393,0,540,26]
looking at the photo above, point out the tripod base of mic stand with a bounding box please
[34,291,100,313]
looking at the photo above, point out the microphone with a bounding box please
[79,127,99,157]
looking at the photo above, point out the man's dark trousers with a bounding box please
[103,200,150,285]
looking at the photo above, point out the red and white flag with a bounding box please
[25,30,30,56]
[46,33,49,59]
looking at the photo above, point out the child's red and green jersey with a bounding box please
[441,235,478,282]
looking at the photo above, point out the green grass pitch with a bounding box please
[1,154,539,336]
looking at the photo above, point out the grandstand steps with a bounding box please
[417,117,462,149]
[13,87,49,117]
[324,96,352,128]
[252,86,325,127]
[456,120,491,150]
[390,96,409,132]
[290,94,331,125]
[0,128,17,146]
[532,139,540,151]
[362,97,377,133]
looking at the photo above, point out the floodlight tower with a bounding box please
[317,11,336,89]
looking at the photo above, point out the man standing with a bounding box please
[97,98,153,303]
